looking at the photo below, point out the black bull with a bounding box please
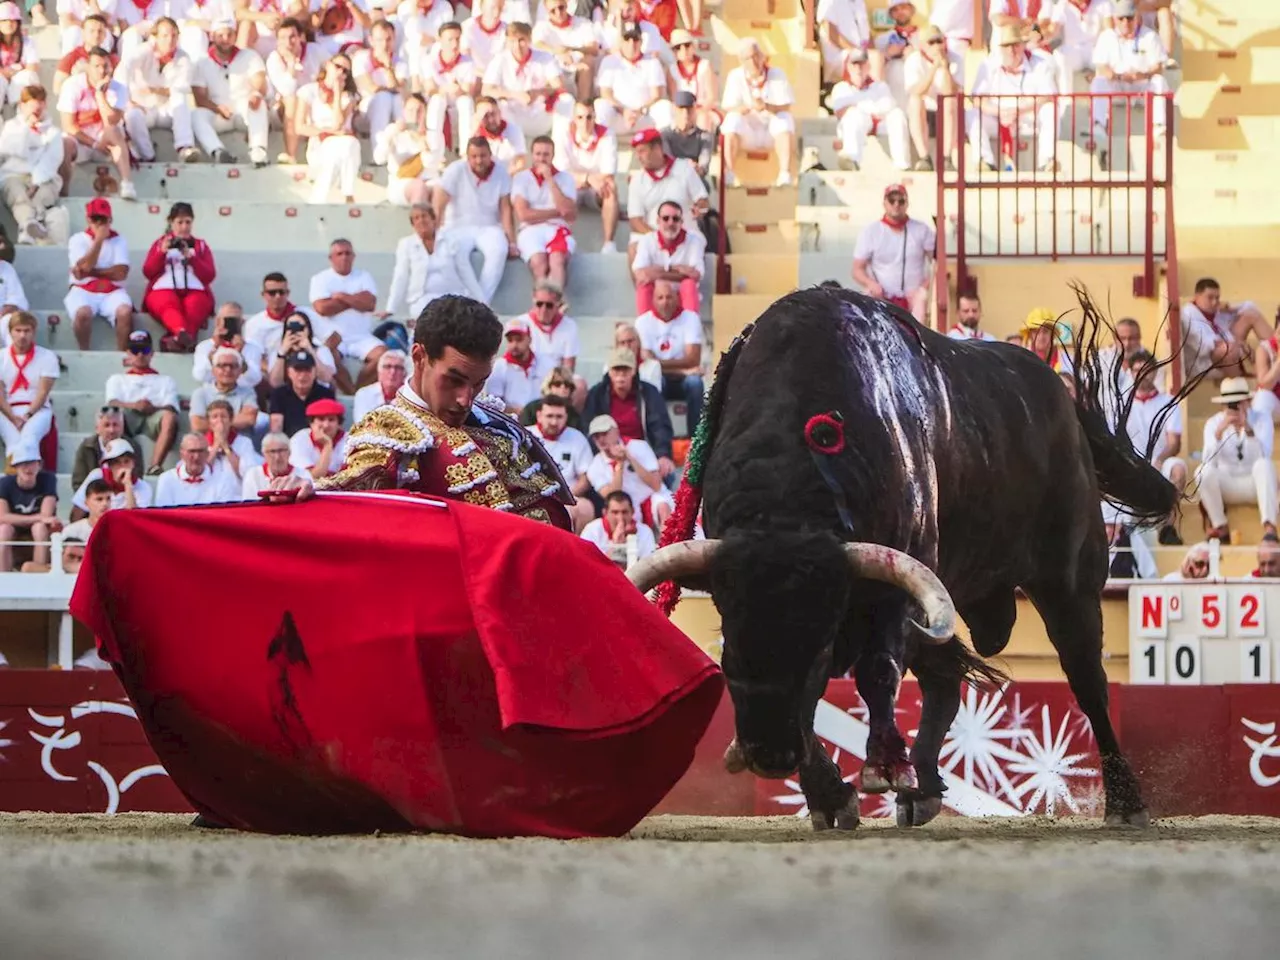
[630,286,1181,829]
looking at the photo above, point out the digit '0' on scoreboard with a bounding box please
[1129,583,1278,685]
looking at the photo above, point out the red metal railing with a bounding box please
[934,91,1174,325]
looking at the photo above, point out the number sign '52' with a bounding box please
[1129,583,1278,685]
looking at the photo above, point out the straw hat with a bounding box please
[1211,377,1255,404]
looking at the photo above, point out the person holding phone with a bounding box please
[192,301,264,390]
[265,309,340,390]
[141,201,218,353]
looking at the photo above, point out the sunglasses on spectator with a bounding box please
[887,195,907,204]
[673,41,691,49]
[264,287,289,296]
[99,405,121,415]
[127,345,152,355]
[659,214,682,222]
[928,38,944,45]
[535,300,558,309]
[1117,14,1135,19]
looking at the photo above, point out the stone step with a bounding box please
[1177,113,1280,151]
[1180,47,1280,84]
[1177,14,1280,53]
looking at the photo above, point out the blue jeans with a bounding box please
[663,374,704,437]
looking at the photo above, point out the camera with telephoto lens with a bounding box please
[285,320,306,334]
[168,236,193,252]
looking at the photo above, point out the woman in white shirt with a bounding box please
[386,203,485,319]
[0,6,40,106]
[375,93,444,207]
[296,54,362,204]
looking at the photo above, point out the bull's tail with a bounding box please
[653,323,754,615]
[1068,283,1210,525]
[911,636,1010,691]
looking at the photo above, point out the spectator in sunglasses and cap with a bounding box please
[103,329,180,476]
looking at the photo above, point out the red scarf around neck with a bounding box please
[437,50,461,72]
[574,123,606,151]
[1134,387,1159,403]
[528,308,562,334]
[503,348,535,373]
[310,429,344,449]
[477,15,503,35]
[532,165,559,187]
[103,468,128,493]
[602,511,638,538]
[262,461,291,479]
[676,56,700,82]
[204,428,238,449]
[622,46,644,65]
[880,215,907,231]
[7,345,33,392]
[645,156,675,181]
[266,301,297,321]
[512,48,533,76]
[208,44,238,69]
[480,120,507,140]
[181,464,207,484]
[126,365,158,375]
[657,228,686,254]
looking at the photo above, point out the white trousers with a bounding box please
[1089,75,1170,132]
[359,90,403,147]
[426,93,475,152]
[125,99,196,158]
[594,99,673,134]
[193,99,271,154]
[1253,389,1280,423]
[967,104,1057,168]
[1196,458,1279,528]
[0,69,40,107]
[306,134,362,202]
[837,107,910,169]
[444,224,508,302]
[0,405,53,458]
[501,96,573,142]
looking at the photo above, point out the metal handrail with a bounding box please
[0,533,72,572]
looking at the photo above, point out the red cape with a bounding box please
[69,491,722,837]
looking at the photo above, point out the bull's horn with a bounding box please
[626,540,720,594]
[844,544,956,644]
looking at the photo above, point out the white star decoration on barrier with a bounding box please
[1006,705,1100,816]
[937,686,1026,806]
[0,716,12,758]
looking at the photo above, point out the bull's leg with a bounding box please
[897,645,964,827]
[1024,583,1149,826]
[799,731,859,832]
[855,649,916,794]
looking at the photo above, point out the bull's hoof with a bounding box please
[723,738,747,774]
[1103,807,1152,828]
[811,798,860,833]
[860,761,917,795]
[895,794,943,828]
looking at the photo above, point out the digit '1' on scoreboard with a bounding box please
[1129,584,1277,685]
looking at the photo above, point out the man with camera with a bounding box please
[1197,377,1280,544]
[103,330,179,477]
[193,302,263,390]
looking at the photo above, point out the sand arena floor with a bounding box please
[1,813,1278,959]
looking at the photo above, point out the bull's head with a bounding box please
[628,533,956,779]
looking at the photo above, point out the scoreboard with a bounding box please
[1128,583,1278,684]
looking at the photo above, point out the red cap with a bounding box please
[305,398,346,419]
[85,197,113,219]
[630,128,662,148]
[884,183,908,199]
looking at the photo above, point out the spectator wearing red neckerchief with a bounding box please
[241,431,312,500]
[625,127,708,262]
[851,183,934,323]
[103,330,180,476]
[632,199,703,315]
[0,309,57,467]
[719,36,796,187]
[487,316,552,414]
[480,20,571,142]
[353,348,408,422]
[204,398,263,481]
[580,489,656,567]
[511,135,577,289]
[154,431,241,507]
[64,197,135,351]
[289,396,348,478]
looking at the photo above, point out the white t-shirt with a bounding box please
[903,48,965,102]
[852,218,936,299]
[353,382,399,422]
[61,517,98,543]
[67,230,130,292]
[580,516,656,559]
[72,470,154,511]
[481,47,562,99]
[121,46,194,111]
[460,16,509,75]
[555,122,618,176]
[1051,0,1113,53]
[474,123,528,171]
[635,309,702,362]
[971,55,1056,102]
[209,433,262,475]
[352,47,409,92]
[526,313,580,365]
[0,344,59,409]
[309,268,378,344]
[626,157,707,232]
[244,304,326,357]
[396,0,456,54]
[721,65,795,115]
[1203,409,1274,476]
[56,74,129,136]
[153,462,241,507]
[930,0,976,40]
[439,157,512,229]
[0,262,29,320]
[599,19,671,66]
[266,43,325,98]
[419,48,478,93]
[1092,24,1167,76]
[289,428,349,474]
[596,52,665,110]
[298,82,356,134]
[194,47,267,105]
[816,0,871,60]
[632,228,706,276]
[532,15,598,62]
[511,167,577,229]
[1126,389,1181,463]
[586,438,661,507]
[486,354,552,410]
[104,369,180,410]
[241,462,311,500]
[193,339,264,389]
[829,78,897,120]
[530,423,592,486]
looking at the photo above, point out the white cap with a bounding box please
[210,18,236,32]
[588,414,618,436]
[8,442,40,465]
[101,438,134,461]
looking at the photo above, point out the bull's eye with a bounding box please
[804,411,846,455]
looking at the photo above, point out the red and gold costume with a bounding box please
[316,385,575,529]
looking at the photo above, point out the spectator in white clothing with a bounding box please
[581,490,655,566]
[524,279,580,376]
[419,20,478,155]
[189,346,259,432]
[968,24,1058,173]
[203,397,261,480]
[266,18,323,164]
[0,5,41,106]
[530,393,592,530]
[903,25,961,172]
[0,85,70,245]
[635,279,703,434]
[473,93,528,173]
[459,0,507,78]
[610,321,663,391]
[533,0,598,103]
[397,0,455,79]
[631,199,704,316]
[72,438,153,518]
[297,53,362,204]
[816,0,873,85]
[586,413,672,532]
[851,183,935,322]
[354,20,407,148]
[387,203,484,320]
[290,397,348,477]
[486,315,551,413]
[192,19,270,166]
[433,137,518,302]
[594,22,670,136]
[0,260,28,338]
[193,302,264,390]
[1180,277,1272,381]
[0,310,58,464]
[310,238,387,391]
[377,94,445,206]
[104,329,179,475]
[720,37,795,187]
[873,1,921,83]
[947,293,995,341]
[1090,0,1168,148]
[482,20,570,141]
[1197,378,1279,543]
[829,48,909,173]
[625,127,708,261]
[242,431,311,499]
[511,134,576,288]
[121,18,199,163]
[1123,349,1185,544]
[154,432,241,506]
[57,46,135,199]
[553,99,619,253]
[352,349,408,421]
[1045,0,1111,100]
[929,0,974,57]
[66,196,134,350]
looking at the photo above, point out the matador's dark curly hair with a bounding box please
[413,295,503,362]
